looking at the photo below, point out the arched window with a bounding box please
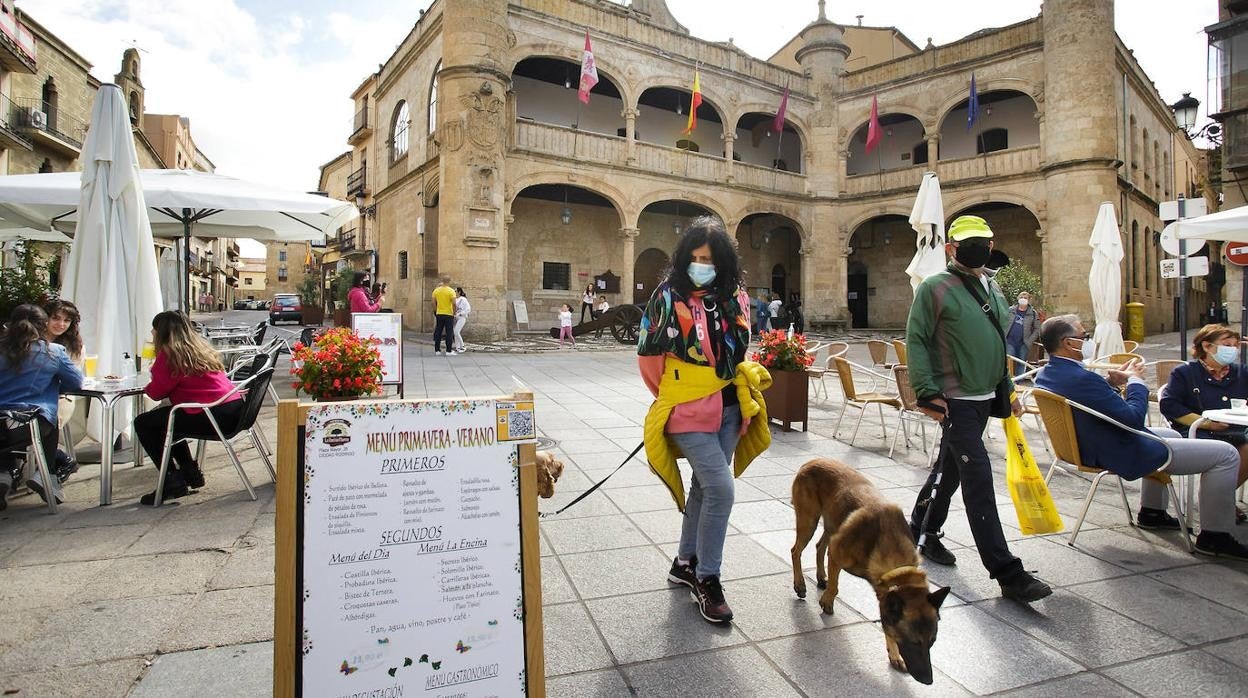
[1142,128,1151,179]
[1163,151,1171,197]
[1153,141,1161,195]
[912,142,928,165]
[128,91,140,121]
[1144,226,1152,291]
[976,128,1008,154]
[41,77,58,131]
[1131,220,1140,289]
[392,101,410,162]
[427,60,440,136]
[1129,115,1139,170]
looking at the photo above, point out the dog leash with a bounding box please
[538,441,646,519]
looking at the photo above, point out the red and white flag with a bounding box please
[865,94,882,154]
[578,31,598,104]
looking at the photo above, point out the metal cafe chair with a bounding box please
[1031,388,1191,550]
[805,341,848,400]
[866,339,900,370]
[0,408,59,513]
[152,368,277,506]
[889,365,936,467]
[831,356,901,446]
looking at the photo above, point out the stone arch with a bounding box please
[728,102,812,145]
[507,172,629,226]
[634,77,730,126]
[933,77,1043,127]
[844,206,914,240]
[505,46,635,109]
[943,192,1044,227]
[633,189,730,228]
[728,207,810,249]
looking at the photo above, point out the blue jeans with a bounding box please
[1006,338,1028,376]
[670,403,742,579]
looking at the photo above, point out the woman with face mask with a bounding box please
[637,216,772,625]
[1159,325,1248,519]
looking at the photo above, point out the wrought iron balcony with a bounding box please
[346,166,367,197]
[9,97,86,156]
[349,107,371,144]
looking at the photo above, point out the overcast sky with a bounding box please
[31,0,1214,194]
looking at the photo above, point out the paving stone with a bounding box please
[536,485,623,520]
[603,484,681,513]
[1204,637,1248,670]
[1149,562,1248,614]
[728,499,795,533]
[126,514,251,556]
[657,534,790,581]
[981,589,1183,667]
[208,544,274,590]
[749,529,820,572]
[741,473,796,498]
[130,641,272,697]
[162,585,275,652]
[623,645,801,697]
[0,657,143,698]
[757,622,971,696]
[627,508,740,545]
[3,523,150,566]
[584,587,746,663]
[541,557,578,605]
[996,672,1138,697]
[1069,574,1248,645]
[544,668,631,696]
[722,572,866,641]
[1056,526,1204,572]
[560,545,671,599]
[541,513,649,554]
[1007,536,1133,587]
[542,602,614,676]
[0,594,190,671]
[0,607,51,655]
[1102,648,1248,698]
[0,559,110,609]
[579,463,657,489]
[92,551,227,599]
[928,604,1083,694]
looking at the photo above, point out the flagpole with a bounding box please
[772,123,785,192]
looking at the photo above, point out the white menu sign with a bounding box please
[352,313,404,386]
[301,399,533,697]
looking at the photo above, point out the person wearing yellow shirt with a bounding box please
[431,276,457,356]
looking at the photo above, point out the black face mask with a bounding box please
[954,240,992,269]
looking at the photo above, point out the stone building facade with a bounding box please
[327,0,1214,339]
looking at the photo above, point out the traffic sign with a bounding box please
[1227,243,1248,267]
[1160,223,1207,257]
[1159,198,1208,222]
[1160,255,1209,280]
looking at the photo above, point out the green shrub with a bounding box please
[994,261,1044,311]
[0,242,58,322]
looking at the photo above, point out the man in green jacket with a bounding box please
[907,215,1052,604]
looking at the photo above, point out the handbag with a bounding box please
[1003,416,1064,535]
[956,271,1014,419]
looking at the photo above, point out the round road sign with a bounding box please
[1160,224,1207,257]
[1226,242,1248,267]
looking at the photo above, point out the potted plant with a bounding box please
[290,327,384,401]
[296,275,324,326]
[752,329,815,432]
[331,267,355,328]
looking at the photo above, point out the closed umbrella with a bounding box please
[1089,201,1126,357]
[158,246,182,311]
[60,84,165,442]
[906,171,946,292]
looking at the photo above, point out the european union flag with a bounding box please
[967,72,979,132]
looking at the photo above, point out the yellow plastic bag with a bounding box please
[1003,416,1064,535]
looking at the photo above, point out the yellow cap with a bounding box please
[948,215,994,241]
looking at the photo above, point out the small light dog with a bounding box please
[535,451,564,498]
[791,458,950,685]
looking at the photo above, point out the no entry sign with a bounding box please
[1226,243,1248,267]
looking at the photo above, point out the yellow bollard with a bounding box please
[1125,302,1145,343]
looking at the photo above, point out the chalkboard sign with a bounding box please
[351,312,404,387]
[275,396,545,697]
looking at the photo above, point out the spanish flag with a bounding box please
[682,69,702,135]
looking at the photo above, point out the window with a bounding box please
[1144,227,1152,291]
[912,142,928,166]
[1131,221,1140,290]
[542,262,571,290]
[244,277,253,286]
[398,251,409,280]
[392,101,410,161]
[976,128,1008,154]
[428,61,440,136]
[278,250,287,262]
[278,266,288,282]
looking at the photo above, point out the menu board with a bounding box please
[294,398,536,697]
[352,313,403,386]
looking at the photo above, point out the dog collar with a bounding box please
[877,565,923,592]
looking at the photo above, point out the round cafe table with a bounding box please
[1185,408,1248,526]
[63,375,146,506]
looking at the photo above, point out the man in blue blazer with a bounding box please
[1034,315,1248,560]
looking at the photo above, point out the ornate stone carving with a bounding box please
[506,30,516,48]
[460,90,504,150]
[442,119,464,152]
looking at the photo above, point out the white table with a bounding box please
[1186,408,1248,523]
[63,375,147,506]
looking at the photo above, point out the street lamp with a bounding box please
[560,185,572,225]
[1171,93,1200,133]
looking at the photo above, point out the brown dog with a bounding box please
[535,450,564,498]
[791,458,950,685]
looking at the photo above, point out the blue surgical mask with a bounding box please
[688,262,716,287]
[1214,345,1239,366]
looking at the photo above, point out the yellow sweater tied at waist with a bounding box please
[643,357,772,511]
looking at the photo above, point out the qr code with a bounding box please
[507,410,535,440]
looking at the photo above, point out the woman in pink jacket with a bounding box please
[347,271,383,315]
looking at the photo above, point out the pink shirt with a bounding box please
[639,291,751,434]
[145,352,242,414]
[348,286,380,313]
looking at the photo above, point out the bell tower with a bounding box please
[114,48,145,124]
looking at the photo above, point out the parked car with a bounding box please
[233,299,249,310]
[269,294,304,325]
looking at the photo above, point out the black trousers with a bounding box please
[134,401,244,474]
[580,301,593,324]
[0,415,57,480]
[910,398,1023,581]
[433,314,455,353]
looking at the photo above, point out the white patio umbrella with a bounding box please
[0,169,356,310]
[1169,203,1248,243]
[158,246,182,311]
[1089,201,1126,357]
[906,171,946,293]
[60,84,165,441]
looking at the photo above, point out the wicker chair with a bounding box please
[806,341,848,400]
[891,339,908,366]
[866,339,899,370]
[832,357,901,446]
[889,365,936,467]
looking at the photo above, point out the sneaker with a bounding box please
[25,471,64,505]
[1194,531,1248,561]
[692,575,733,623]
[1000,571,1053,604]
[53,450,79,484]
[667,555,698,590]
[435,351,443,356]
[1137,507,1186,531]
[914,529,957,566]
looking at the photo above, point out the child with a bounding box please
[594,296,610,338]
[558,303,575,348]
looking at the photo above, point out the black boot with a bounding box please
[180,461,206,489]
[140,471,189,506]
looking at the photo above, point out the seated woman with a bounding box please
[1160,323,1248,519]
[44,299,84,482]
[133,311,243,505]
[0,304,84,508]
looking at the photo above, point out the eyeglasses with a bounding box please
[1065,333,1091,342]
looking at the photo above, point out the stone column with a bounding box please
[623,108,638,165]
[722,131,735,183]
[799,240,816,326]
[926,133,940,166]
[619,227,638,305]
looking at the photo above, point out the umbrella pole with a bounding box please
[183,212,192,314]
